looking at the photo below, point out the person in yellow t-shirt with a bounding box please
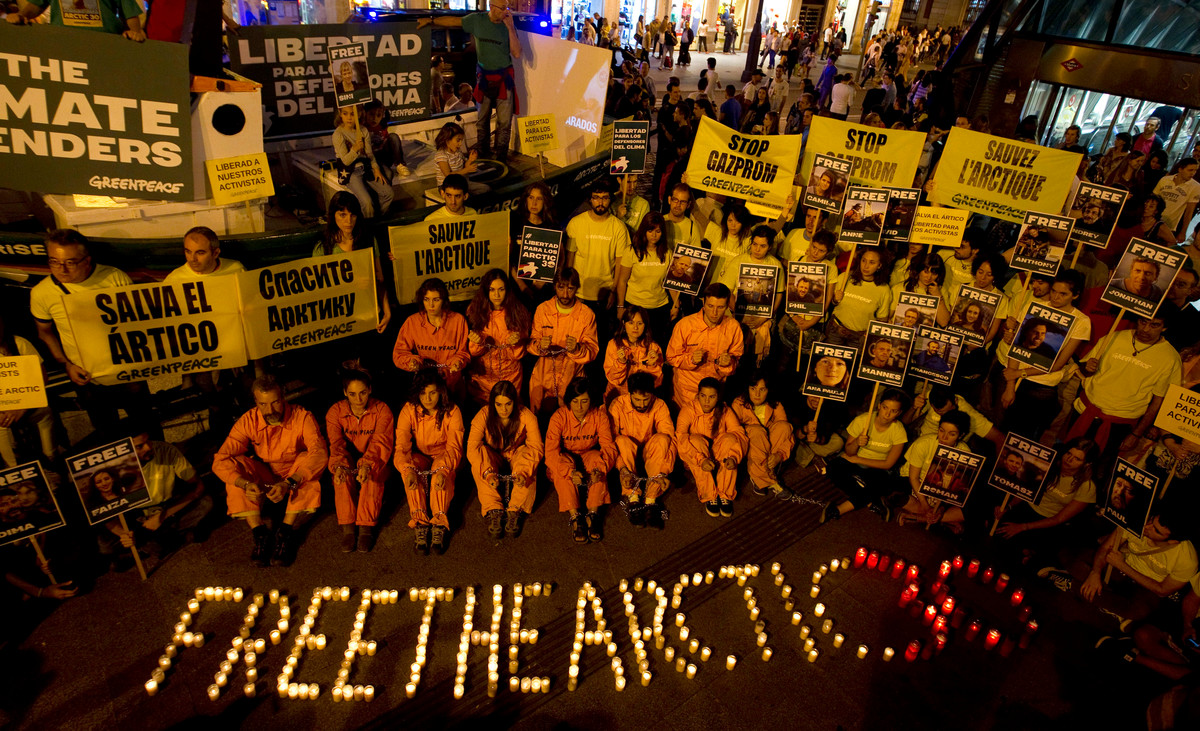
[614,211,680,348]
[719,225,784,365]
[827,248,891,348]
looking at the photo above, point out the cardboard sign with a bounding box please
[390,210,510,303]
[1069,182,1128,248]
[785,262,827,317]
[0,355,48,410]
[1154,383,1200,444]
[67,438,151,525]
[63,277,248,386]
[909,207,971,247]
[1010,211,1073,276]
[838,186,888,246]
[663,244,712,296]
[918,444,983,508]
[328,42,373,107]
[947,285,1001,348]
[803,343,858,402]
[802,154,852,213]
[238,249,379,360]
[516,226,563,283]
[1100,238,1185,318]
[686,117,801,208]
[0,461,65,547]
[857,321,915,387]
[1103,459,1158,536]
[894,291,939,329]
[205,153,275,206]
[909,326,963,386]
[520,114,558,154]
[1008,303,1076,373]
[734,263,780,318]
[799,117,925,188]
[883,188,920,241]
[932,127,1083,223]
[989,433,1056,503]
[610,120,650,175]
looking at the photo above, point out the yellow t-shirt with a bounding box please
[1032,473,1096,518]
[833,275,891,331]
[703,221,749,286]
[164,258,246,282]
[141,440,197,509]
[620,247,671,309]
[902,434,970,486]
[566,212,632,301]
[1122,534,1198,584]
[778,228,812,262]
[1082,331,1182,419]
[846,412,908,462]
[29,264,133,365]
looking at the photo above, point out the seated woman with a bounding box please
[793,394,846,474]
[730,370,794,499]
[895,409,971,531]
[465,269,530,405]
[718,225,785,365]
[394,371,464,555]
[677,377,748,518]
[467,381,543,541]
[603,305,664,401]
[325,367,394,553]
[545,377,616,544]
[394,278,471,394]
[823,387,910,522]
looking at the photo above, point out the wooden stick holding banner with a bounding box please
[1070,241,1083,270]
[29,535,56,585]
[867,381,881,417]
[989,494,1010,537]
[1159,462,1179,499]
[119,514,148,581]
[839,242,858,295]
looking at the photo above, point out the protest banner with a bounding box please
[515,226,563,283]
[1100,238,1185,318]
[857,321,915,387]
[947,285,1001,347]
[0,355,47,410]
[1069,182,1128,248]
[803,343,857,401]
[799,117,925,187]
[205,153,275,206]
[734,263,780,318]
[802,154,851,213]
[1154,383,1200,444]
[0,23,194,201]
[0,461,65,547]
[909,326,963,386]
[932,127,1083,223]
[328,42,372,107]
[894,291,939,329]
[909,207,971,247]
[1010,211,1073,277]
[390,210,510,303]
[685,117,801,208]
[238,249,378,360]
[918,445,983,508]
[1008,303,1076,373]
[883,188,920,241]
[610,121,649,175]
[67,438,151,526]
[1103,459,1158,536]
[520,114,558,154]
[63,278,248,386]
[663,244,711,296]
[786,262,827,317]
[228,23,431,137]
[989,433,1056,503]
[838,186,888,246]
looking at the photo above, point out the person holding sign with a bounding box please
[394,371,464,555]
[6,0,147,40]
[719,225,784,365]
[528,268,599,417]
[609,373,676,528]
[677,377,747,518]
[666,283,744,409]
[213,376,328,568]
[465,270,531,405]
[822,387,910,523]
[896,409,971,531]
[467,380,543,541]
[510,182,559,300]
[776,231,835,361]
[545,377,616,543]
[317,193,393,334]
[393,278,471,395]
[118,426,213,558]
[615,212,680,343]
[905,385,1005,452]
[0,315,56,469]
[427,175,478,220]
[730,371,795,500]
[827,248,891,348]
[331,106,393,219]
[891,252,950,326]
[164,227,246,282]
[325,368,394,554]
[1081,506,1196,620]
[603,305,664,400]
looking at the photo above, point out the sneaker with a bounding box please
[645,503,667,530]
[752,483,769,497]
[1095,635,1138,664]
[250,526,272,567]
[485,509,505,540]
[340,527,357,553]
[719,498,734,518]
[1099,607,1134,633]
[820,501,841,524]
[505,510,524,538]
[271,525,297,567]
[1036,566,1073,593]
[705,500,721,518]
[868,502,892,522]
[812,456,827,475]
[587,511,604,542]
[570,512,589,543]
[414,524,431,555]
[430,525,448,555]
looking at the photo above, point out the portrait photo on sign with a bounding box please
[334,59,369,94]
[1103,459,1157,536]
[858,323,914,386]
[1068,182,1127,247]
[840,188,886,236]
[883,188,920,240]
[1100,239,1184,317]
[803,343,857,402]
[802,155,851,213]
[893,292,938,329]
[785,262,827,317]
[67,439,152,525]
[1009,308,1071,372]
[918,445,982,508]
[988,434,1055,503]
[0,463,65,546]
[909,326,961,383]
[663,245,711,296]
[946,287,999,346]
[1010,213,1073,276]
[734,265,780,318]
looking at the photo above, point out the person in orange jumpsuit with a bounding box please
[465,269,530,404]
[393,371,464,555]
[214,375,328,567]
[677,376,748,518]
[394,278,471,393]
[528,268,599,417]
[545,376,616,543]
[603,304,664,402]
[666,282,744,409]
[467,380,544,540]
[325,367,394,553]
[730,370,796,500]
[609,371,676,528]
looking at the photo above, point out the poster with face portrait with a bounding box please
[946,285,1001,348]
[67,438,151,525]
[663,244,712,296]
[802,154,851,213]
[734,263,780,318]
[857,321,915,387]
[1010,211,1074,277]
[1100,238,1186,318]
[1008,303,1076,373]
[909,326,963,386]
[1069,182,1128,248]
[785,261,827,317]
[988,433,1056,503]
[328,42,372,108]
[894,291,939,329]
[838,186,888,246]
[803,343,858,401]
[0,461,65,547]
[883,187,920,241]
[1102,459,1157,536]
[918,445,983,507]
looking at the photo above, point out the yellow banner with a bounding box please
[932,128,1083,224]
[910,206,971,247]
[237,249,379,360]
[389,210,510,302]
[1154,383,1200,444]
[0,355,48,409]
[685,116,801,207]
[520,114,558,153]
[63,277,248,386]
[205,153,274,206]
[800,117,926,188]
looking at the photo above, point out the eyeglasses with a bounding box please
[48,257,88,270]
[670,197,690,205]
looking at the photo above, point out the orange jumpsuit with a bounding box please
[325,398,395,527]
[393,311,471,391]
[466,309,526,404]
[545,407,617,512]
[676,404,747,502]
[467,406,543,514]
[665,313,744,409]
[730,397,796,490]
[603,339,665,399]
[527,300,598,412]
[608,395,677,501]
[214,405,328,517]
[393,402,464,528]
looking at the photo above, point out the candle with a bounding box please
[749,606,761,621]
[951,607,967,629]
[882,647,895,661]
[194,633,206,648]
[878,554,891,573]
[206,684,221,701]
[857,644,868,658]
[800,625,811,639]
[725,655,737,670]
[158,655,172,671]
[809,585,820,599]
[898,585,916,608]
[967,559,980,578]
[756,632,768,647]
[1020,620,1039,649]
[999,637,1016,657]
[995,573,1010,592]
[922,605,937,626]
[204,587,215,601]
[984,629,1001,650]
[938,560,952,578]
[151,669,165,684]
[705,572,714,584]
[806,649,819,663]
[866,551,880,570]
[821,619,833,634]
[890,559,905,579]
[145,680,158,696]
[679,626,690,642]
[813,603,825,617]
[700,646,712,661]
[641,671,652,686]
[771,562,782,575]
[675,657,687,673]
[214,671,227,688]
[791,612,802,625]
[243,683,256,698]
[965,619,982,642]
[165,644,178,659]
[665,646,676,661]
[854,547,867,568]
[941,597,956,616]
[831,559,840,572]
[981,567,994,584]
[934,633,947,654]
[906,564,920,582]
[932,615,947,636]
[785,598,796,611]
[689,639,700,653]
[905,640,921,662]
[761,646,773,661]
[675,613,685,627]
[1010,588,1025,607]
[833,633,845,648]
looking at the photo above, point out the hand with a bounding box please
[615,347,629,364]
[65,361,91,386]
[406,356,422,371]
[469,149,479,161]
[645,349,661,366]
[356,464,371,484]
[351,138,364,154]
[1080,572,1103,602]
[265,482,289,503]
[116,527,136,548]
[487,472,500,489]
[617,202,629,218]
[700,458,717,472]
[856,433,869,448]
[716,352,732,368]
[0,409,24,428]
[42,582,78,600]
[1085,358,1100,376]
[691,349,705,365]
[1105,546,1126,568]
[565,335,578,353]
[505,332,521,346]
[589,469,606,485]
[448,361,462,373]
[432,472,447,491]
[999,385,1016,409]
[501,7,515,28]
[540,335,552,352]
[995,522,1023,539]
[372,165,384,181]
[722,457,739,471]
[570,470,584,487]
[243,482,262,501]
[142,512,163,532]
[912,393,926,411]
[123,28,147,42]
[468,331,482,344]
[1120,433,1144,452]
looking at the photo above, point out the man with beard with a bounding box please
[565,181,632,334]
[528,268,599,416]
[1017,318,1056,360]
[666,283,744,409]
[609,372,677,528]
[213,376,328,567]
[911,339,950,374]
[1072,198,1111,237]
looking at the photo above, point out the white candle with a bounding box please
[705,572,714,584]
[857,644,869,658]
[308,684,319,700]
[332,686,343,702]
[776,574,787,586]
[194,633,205,648]
[792,612,802,625]
[725,654,737,670]
[675,657,686,672]
[804,637,815,652]
[664,646,676,661]
[761,647,773,661]
[749,607,760,621]
[245,667,257,683]
[405,682,417,698]
[145,680,158,696]
[679,626,690,641]
[165,644,177,659]
[800,625,811,639]
[207,684,220,701]
[288,683,299,699]
[700,646,712,661]
[833,633,845,648]
[807,649,819,663]
[151,669,165,683]
[822,619,833,634]
[243,682,256,698]
[814,603,825,617]
[809,585,820,599]
[771,562,782,575]
[158,655,172,671]
[675,613,685,627]
[756,632,768,647]
[882,647,895,661]
[215,672,227,687]
[831,559,841,572]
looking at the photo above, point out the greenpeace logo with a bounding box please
[565,116,598,133]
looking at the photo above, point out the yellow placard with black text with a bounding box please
[909,207,971,247]
[800,117,926,188]
[520,114,558,154]
[686,116,800,208]
[1154,384,1200,445]
[205,153,274,206]
[0,355,48,409]
[389,211,510,302]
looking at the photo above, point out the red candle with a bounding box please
[933,583,949,604]
[920,642,934,661]
[999,637,1016,657]
[952,556,964,573]
[1017,605,1033,622]
[867,551,880,570]
[938,560,952,578]
[981,567,994,585]
[854,547,867,568]
[898,585,916,608]
[922,604,937,626]
[966,559,980,578]
[906,564,920,582]
[995,573,1010,592]
[984,629,1001,650]
[1019,620,1039,649]
[941,596,955,616]
[891,559,906,579]
[1009,588,1025,607]
[908,599,924,618]
[951,607,967,629]
[934,632,948,653]
[930,579,943,598]
[932,615,948,635]
[964,619,981,641]
[878,554,891,573]
[905,640,921,661]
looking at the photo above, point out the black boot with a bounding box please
[272,524,297,567]
[250,526,272,568]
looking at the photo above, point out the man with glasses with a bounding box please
[565,181,631,337]
[664,183,703,248]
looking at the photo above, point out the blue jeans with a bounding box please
[476,93,514,158]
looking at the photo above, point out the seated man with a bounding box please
[665,283,743,409]
[609,372,677,528]
[213,376,328,567]
[1114,572,1200,680]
